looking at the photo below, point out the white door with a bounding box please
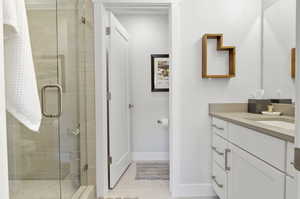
[107,12,131,189]
[227,143,285,199]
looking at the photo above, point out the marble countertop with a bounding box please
[210,112,295,143]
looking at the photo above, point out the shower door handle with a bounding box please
[41,84,63,118]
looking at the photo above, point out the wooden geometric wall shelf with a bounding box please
[202,34,236,78]
[291,48,296,79]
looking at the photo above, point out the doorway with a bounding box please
[105,5,171,197]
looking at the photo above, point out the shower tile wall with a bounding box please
[7,10,62,181]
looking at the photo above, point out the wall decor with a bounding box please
[151,54,169,92]
[202,34,236,78]
[291,48,296,79]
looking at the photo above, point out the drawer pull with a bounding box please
[212,124,224,131]
[225,148,231,171]
[212,146,224,156]
[212,176,223,188]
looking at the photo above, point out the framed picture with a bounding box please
[151,54,170,92]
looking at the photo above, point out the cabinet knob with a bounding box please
[212,176,223,188]
[212,124,224,131]
[212,146,224,156]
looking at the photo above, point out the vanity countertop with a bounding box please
[210,112,295,143]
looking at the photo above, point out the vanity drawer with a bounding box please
[212,117,228,138]
[212,134,228,169]
[287,143,296,177]
[228,123,286,171]
[212,162,227,199]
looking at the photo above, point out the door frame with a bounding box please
[93,0,181,197]
[0,1,10,199]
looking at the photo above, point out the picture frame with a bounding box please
[151,54,170,92]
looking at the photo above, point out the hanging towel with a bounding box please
[3,0,42,132]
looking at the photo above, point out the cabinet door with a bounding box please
[227,143,285,199]
[286,176,297,199]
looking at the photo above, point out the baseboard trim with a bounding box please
[172,183,216,198]
[132,152,169,161]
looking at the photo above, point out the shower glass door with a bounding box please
[57,0,87,198]
[6,0,87,199]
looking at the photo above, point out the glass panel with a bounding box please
[79,0,97,186]
[57,0,88,198]
[7,1,61,199]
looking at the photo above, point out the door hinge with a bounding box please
[107,91,111,101]
[129,104,134,109]
[106,27,111,35]
[108,156,112,165]
[81,16,86,24]
[83,164,88,172]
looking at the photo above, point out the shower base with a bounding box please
[9,179,78,199]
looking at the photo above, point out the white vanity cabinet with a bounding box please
[211,117,296,199]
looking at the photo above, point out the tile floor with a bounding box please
[105,163,171,199]
[8,163,216,199]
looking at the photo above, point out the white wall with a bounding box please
[263,0,296,99]
[116,14,170,160]
[173,0,261,194]
[94,0,262,197]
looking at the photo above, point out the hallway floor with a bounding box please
[105,163,171,199]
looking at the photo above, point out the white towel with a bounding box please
[3,0,42,132]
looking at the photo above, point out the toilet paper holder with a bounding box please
[157,120,163,124]
[157,118,169,126]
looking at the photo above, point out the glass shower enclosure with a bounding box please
[6,0,92,198]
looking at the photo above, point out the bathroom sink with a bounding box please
[255,120,295,130]
[245,117,295,130]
